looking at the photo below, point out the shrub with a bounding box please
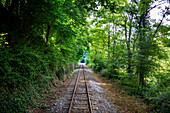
[0,45,72,112]
[91,56,107,72]
[101,68,111,77]
[85,57,90,65]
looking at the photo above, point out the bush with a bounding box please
[101,68,111,77]
[0,45,74,112]
[85,57,90,65]
[151,89,170,113]
[0,46,47,87]
[91,56,107,72]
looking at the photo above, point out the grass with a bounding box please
[68,69,77,78]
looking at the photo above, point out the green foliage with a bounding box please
[0,46,45,112]
[68,69,77,78]
[161,38,170,47]
[0,0,90,112]
[0,44,80,112]
[151,89,170,112]
[0,0,169,112]
[102,63,120,79]
[87,0,170,112]
[85,57,91,65]
[91,56,107,72]
[0,47,44,87]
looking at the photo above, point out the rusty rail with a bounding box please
[83,65,93,113]
[68,65,93,113]
[68,65,81,113]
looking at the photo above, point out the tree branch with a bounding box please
[153,7,169,38]
[147,2,166,13]
[132,0,138,4]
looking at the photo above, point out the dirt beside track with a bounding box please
[34,65,149,113]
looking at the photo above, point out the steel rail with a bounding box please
[68,65,93,113]
[83,65,93,113]
[68,65,81,113]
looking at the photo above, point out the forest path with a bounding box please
[47,63,117,113]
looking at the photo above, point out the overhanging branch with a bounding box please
[152,7,169,38]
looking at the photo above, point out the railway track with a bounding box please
[67,64,93,113]
[49,64,117,113]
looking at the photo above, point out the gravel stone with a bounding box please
[46,66,117,113]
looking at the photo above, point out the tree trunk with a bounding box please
[112,24,116,58]
[112,40,116,58]
[127,14,133,73]
[138,14,145,88]
[124,19,132,73]
[108,31,110,60]
[46,25,51,43]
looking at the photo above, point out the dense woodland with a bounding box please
[0,0,169,112]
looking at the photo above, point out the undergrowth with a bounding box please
[0,45,74,112]
[90,61,170,113]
